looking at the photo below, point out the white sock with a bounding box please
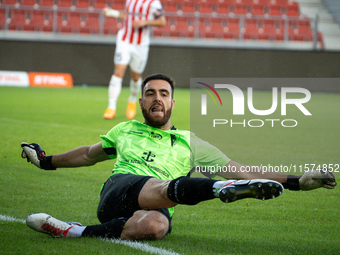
[108,75,122,110]
[67,225,86,238]
[213,180,236,197]
[128,77,141,103]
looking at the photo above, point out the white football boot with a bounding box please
[26,213,82,238]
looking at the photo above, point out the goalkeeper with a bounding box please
[21,74,337,240]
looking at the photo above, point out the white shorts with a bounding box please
[114,40,150,74]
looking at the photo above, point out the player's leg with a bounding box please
[80,210,169,240]
[104,41,130,119]
[125,70,141,119]
[26,175,171,240]
[26,209,170,240]
[85,175,171,240]
[138,176,284,209]
[120,210,169,240]
[125,45,149,119]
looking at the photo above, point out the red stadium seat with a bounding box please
[242,0,255,5]
[79,12,100,33]
[199,17,239,39]
[0,9,6,30]
[23,10,40,31]
[92,0,114,9]
[216,4,229,14]
[243,19,258,39]
[39,0,54,7]
[112,0,124,10]
[21,0,36,6]
[163,1,180,13]
[8,9,28,30]
[57,0,72,8]
[175,16,195,38]
[261,19,284,40]
[180,2,196,13]
[252,4,265,15]
[287,1,299,16]
[24,10,53,31]
[289,18,311,33]
[198,18,217,38]
[3,0,18,5]
[253,0,269,5]
[235,4,246,15]
[57,11,81,33]
[199,3,214,14]
[269,3,281,16]
[221,18,240,39]
[269,19,285,40]
[288,17,313,42]
[77,0,89,9]
[155,16,196,38]
[243,18,286,40]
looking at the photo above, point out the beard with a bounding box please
[141,103,173,128]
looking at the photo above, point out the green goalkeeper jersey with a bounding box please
[100,120,230,217]
[100,120,230,180]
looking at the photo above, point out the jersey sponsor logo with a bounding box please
[150,132,162,140]
[129,131,143,135]
[142,151,155,162]
[124,158,170,178]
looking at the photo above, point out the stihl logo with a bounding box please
[34,75,68,85]
[29,72,73,88]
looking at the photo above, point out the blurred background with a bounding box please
[1,0,340,88]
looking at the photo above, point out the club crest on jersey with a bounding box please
[150,132,162,140]
[142,151,155,162]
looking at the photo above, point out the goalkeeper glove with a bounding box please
[284,169,337,190]
[21,142,56,170]
[299,168,337,190]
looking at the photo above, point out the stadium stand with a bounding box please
[0,0,324,49]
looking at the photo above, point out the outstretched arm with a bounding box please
[21,142,110,170]
[51,142,110,168]
[103,7,125,19]
[215,160,336,191]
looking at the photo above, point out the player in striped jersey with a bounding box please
[103,0,166,120]
[22,74,336,241]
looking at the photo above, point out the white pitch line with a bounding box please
[103,238,182,255]
[0,214,182,255]
[0,214,26,224]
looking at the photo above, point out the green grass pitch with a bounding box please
[0,86,339,255]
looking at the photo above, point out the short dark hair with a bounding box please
[141,74,175,98]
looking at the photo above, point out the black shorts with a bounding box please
[97,173,172,234]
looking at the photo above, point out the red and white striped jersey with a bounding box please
[117,0,163,46]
